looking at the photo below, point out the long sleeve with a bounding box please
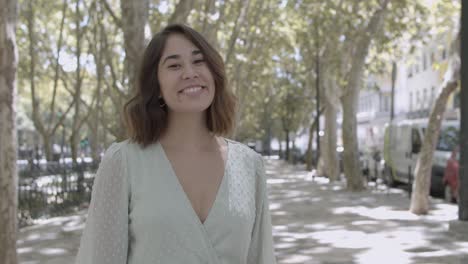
[247,154,277,264]
[75,143,129,264]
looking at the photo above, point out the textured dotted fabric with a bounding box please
[74,139,276,264]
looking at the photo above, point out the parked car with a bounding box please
[443,147,459,203]
[383,118,459,194]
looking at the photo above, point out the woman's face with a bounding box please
[157,34,215,114]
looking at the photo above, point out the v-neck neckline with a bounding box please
[158,138,230,227]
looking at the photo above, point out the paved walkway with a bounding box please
[18,157,468,263]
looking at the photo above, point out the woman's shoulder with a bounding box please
[101,139,143,160]
[225,138,262,161]
[100,140,129,162]
[107,139,159,154]
[104,139,133,153]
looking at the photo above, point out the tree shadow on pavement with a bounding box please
[264,158,468,264]
[17,213,85,263]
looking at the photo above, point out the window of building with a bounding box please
[384,95,389,112]
[423,89,428,108]
[431,52,435,65]
[423,53,427,71]
[408,66,413,77]
[430,86,435,107]
[416,91,420,109]
[410,92,413,111]
[442,48,447,60]
[379,94,383,112]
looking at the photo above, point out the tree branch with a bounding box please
[101,0,122,27]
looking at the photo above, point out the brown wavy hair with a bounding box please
[124,24,237,147]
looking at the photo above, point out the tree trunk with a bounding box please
[70,132,79,166]
[89,119,99,162]
[26,1,48,161]
[224,0,252,66]
[306,117,317,171]
[261,98,273,156]
[316,135,327,177]
[278,135,283,158]
[285,130,290,161]
[26,1,68,161]
[410,53,460,215]
[305,106,325,171]
[289,137,296,163]
[0,0,18,262]
[43,135,52,161]
[120,0,149,140]
[89,9,105,163]
[341,92,364,189]
[322,74,340,181]
[324,98,339,181]
[340,0,389,191]
[201,0,215,32]
[168,0,195,24]
[121,0,149,94]
[201,0,225,47]
[47,0,67,133]
[71,0,83,165]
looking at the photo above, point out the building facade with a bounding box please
[357,32,460,153]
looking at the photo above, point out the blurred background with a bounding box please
[12,0,461,225]
[2,0,466,263]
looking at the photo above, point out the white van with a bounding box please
[383,118,459,194]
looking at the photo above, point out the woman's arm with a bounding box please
[75,143,129,264]
[247,154,277,264]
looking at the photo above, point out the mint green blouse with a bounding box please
[75,138,276,264]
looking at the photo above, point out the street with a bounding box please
[17,157,468,264]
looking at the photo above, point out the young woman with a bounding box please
[75,24,276,264]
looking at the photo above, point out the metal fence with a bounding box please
[17,160,99,227]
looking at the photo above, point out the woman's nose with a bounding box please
[182,64,199,79]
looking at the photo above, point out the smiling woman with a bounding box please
[157,34,215,113]
[74,24,277,264]
[123,24,236,146]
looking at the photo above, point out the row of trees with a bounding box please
[10,0,463,205]
[14,0,450,184]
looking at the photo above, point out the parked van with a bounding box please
[383,118,459,194]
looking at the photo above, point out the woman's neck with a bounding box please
[159,111,217,152]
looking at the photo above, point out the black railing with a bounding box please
[17,160,99,227]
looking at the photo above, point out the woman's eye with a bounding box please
[194,59,205,64]
[168,64,180,69]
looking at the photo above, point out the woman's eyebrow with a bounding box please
[162,50,203,64]
[162,54,180,65]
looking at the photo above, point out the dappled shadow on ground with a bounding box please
[265,157,468,264]
[17,214,84,264]
[18,158,468,264]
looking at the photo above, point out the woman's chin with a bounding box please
[168,104,212,114]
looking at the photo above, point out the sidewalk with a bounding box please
[18,158,468,264]
[267,158,468,264]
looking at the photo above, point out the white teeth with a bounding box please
[182,86,203,94]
